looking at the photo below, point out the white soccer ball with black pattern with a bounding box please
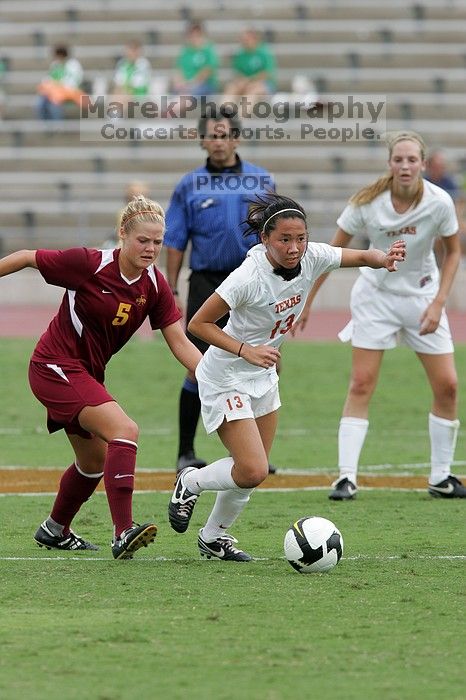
[284,516,343,573]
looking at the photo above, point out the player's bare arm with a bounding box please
[161,320,203,373]
[165,246,185,311]
[341,239,406,271]
[420,232,460,335]
[294,238,405,336]
[189,292,280,368]
[292,227,353,335]
[0,249,38,277]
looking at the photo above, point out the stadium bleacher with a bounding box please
[0,0,465,254]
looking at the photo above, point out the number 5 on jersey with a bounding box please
[112,302,132,326]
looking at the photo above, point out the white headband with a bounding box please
[262,208,305,231]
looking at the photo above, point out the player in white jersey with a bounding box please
[297,131,465,500]
[168,193,406,561]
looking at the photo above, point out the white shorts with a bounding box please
[198,382,281,434]
[338,276,454,354]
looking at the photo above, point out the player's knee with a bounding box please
[242,471,266,488]
[349,372,375,398]
[79,457,105,474]
[112,418,139,443]
[447,377,458,402]
[233,461,268,487]
[437,376,458,405]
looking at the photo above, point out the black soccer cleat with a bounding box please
[176,450,207,475]
[168,467,199,533]
[268,463,277,474]
[198,530,252,562]
[112,522,157,560]
[428,475,466,499]
[329,477,358,501]
[34,521,98,551]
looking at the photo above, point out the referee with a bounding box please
[165,107,275,474]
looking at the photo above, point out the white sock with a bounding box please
[201,488,254,542]
[337,417,369,485]
[184,457,236,494]
[429,413,460,485]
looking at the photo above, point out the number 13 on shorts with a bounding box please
[224,392,253,423]
[220,387,279,425]
[225,394,244,412]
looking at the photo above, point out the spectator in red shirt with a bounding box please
[0,196,202,559]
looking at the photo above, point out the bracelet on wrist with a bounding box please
[237,342,244,357]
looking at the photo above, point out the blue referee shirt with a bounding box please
[164,156,275,272]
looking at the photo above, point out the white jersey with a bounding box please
[196,242,342,396]
[337,179,458,296]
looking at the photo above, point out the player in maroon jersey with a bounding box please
[0,196,202,559]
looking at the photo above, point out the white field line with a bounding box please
[1,462,466,474]
[271,462,466,474]
[0,554,464,563]
[0,485,462,497]
[1,464,465,498]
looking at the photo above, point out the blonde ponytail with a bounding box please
[350,173,394,206]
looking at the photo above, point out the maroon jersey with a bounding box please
[32,247,182,382]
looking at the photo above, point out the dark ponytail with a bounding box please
[244,192,306,241]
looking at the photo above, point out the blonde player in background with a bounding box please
[168,192,406,561]
[295,131,464,500]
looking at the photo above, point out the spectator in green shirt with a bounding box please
[224,28,276,102]
[112,40,151,97]
[173,22,219,97]
[36,45,84,121]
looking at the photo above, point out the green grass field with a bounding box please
[1,337,465,471]
[0,338,465,699]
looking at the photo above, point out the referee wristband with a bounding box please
[237,342,244,357]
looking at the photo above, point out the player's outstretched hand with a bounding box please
[384,239,406,272]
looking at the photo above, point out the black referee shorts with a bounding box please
[186,270,231,354]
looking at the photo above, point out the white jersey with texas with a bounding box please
[195,242,342,396]
[337,179,458,296]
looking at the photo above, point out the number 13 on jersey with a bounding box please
[270,313,295,339]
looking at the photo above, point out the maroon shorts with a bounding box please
[28,361,114,438]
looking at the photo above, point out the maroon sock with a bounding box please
[51,463,103,534]
[103,439,137,538]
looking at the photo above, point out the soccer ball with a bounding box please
[284,516,343,573]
